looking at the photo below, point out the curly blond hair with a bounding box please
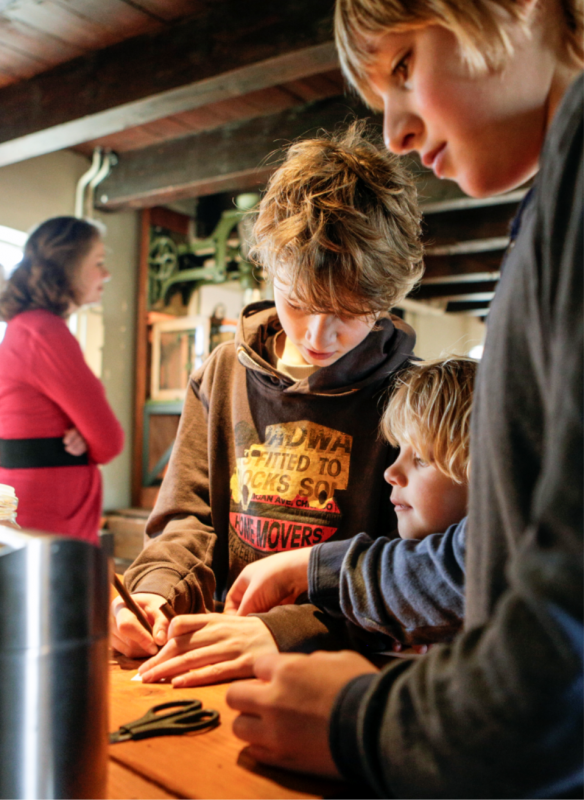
[335,0,583,107]
[382,357,478,483]
[249,121,423,317]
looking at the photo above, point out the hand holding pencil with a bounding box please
[110,577,175,659]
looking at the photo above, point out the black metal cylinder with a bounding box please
[0,528,109,799]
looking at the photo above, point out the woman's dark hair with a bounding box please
[0,216,103,321]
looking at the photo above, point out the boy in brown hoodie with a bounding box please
[111,121,424,685]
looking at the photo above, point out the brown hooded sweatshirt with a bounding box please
[125,301,416,650]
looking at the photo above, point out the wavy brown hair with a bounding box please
[382,357,478,483]
[249,120,423,317]
[0,216,103,321]
[335,0,583,107]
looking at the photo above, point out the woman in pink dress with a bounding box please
[0,216,124,543]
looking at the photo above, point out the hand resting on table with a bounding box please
[227,650,379,777]
[138,613,279,687]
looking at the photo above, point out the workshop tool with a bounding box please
[159,601,177,621]
[110,700,220,743]
[112,572,154,636]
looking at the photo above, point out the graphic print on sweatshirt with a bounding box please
[229,420,351,555]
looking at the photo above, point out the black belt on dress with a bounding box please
[0,437,89,468]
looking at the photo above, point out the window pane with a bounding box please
[0,224,26,342]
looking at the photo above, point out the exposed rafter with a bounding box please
[96,95,378,209]
[0,0,337,166]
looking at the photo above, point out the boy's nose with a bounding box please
[383,99,422,155]
[384,463,407,487]
[306,314,336,349]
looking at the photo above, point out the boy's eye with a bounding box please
[392,51,412,85]
[413,454,428,468]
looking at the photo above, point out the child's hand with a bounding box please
[226,650,379,776]
[137,613,278,686]
[110,592,169,658]
[224,548,312,616]
[63,427,88,456]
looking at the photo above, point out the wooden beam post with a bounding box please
[96,96,379,209]
[0,1,337,166]
[131,207,151,508]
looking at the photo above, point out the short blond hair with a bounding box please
[382,357,478,483]
[335,0,584,106]
[249,121,423,317]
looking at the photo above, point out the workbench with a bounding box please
[106,653,354,799]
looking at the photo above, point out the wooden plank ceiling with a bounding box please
[0,0,521,318]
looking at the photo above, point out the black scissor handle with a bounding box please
[142,699,203,723]
[111,699,220,743]
[140,700,219,735]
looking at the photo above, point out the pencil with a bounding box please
[159,601,177,621]
[113,573,154,637]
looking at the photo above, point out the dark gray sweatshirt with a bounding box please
[329,74,584,799]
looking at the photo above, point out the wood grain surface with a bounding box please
[107,760,177,799]
[107,653,351,800]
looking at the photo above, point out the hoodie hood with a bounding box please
[235,300,416,395]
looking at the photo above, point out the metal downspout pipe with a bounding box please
[74,148,118,219]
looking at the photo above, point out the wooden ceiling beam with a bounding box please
[0,0,337,166]
[412,280,499,300]
[445,299,492,313]
[95,95,378,209]
[421,199,520,245]
[422,251,506,280]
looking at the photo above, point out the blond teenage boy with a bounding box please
[227,1,584,796]
[226,358,476,649]
[111,122,425,684]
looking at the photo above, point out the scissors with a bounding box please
[110,699,220,743]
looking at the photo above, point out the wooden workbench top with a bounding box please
[106,654,353,800]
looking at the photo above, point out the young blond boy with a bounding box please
[226,357,476,650]
[111,122,425,683]
[382,357,472,539]
[227,1,584,795]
